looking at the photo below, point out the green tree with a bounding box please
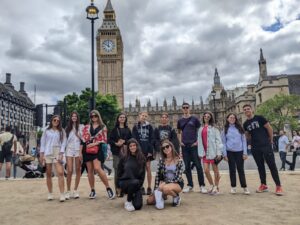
[256,94,300,132]
[58,88,121,132]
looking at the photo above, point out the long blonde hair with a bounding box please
[89,110,105,127]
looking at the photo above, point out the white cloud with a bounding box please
[0,0,299,107]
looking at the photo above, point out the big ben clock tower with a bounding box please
[97,0,124,108]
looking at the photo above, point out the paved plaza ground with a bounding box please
[0,170,299,225]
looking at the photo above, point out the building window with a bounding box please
[258,93,262,103]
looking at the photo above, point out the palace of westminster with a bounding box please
[0,0,299,135]
[97,0,300,129]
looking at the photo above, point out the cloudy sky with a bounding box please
[0,0,299,107]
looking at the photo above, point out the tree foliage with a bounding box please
[256,94,300,132]
[57,88,121,132]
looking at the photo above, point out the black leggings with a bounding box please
[227,151,247,188]
[252,145,281,186]
[119,179,143,210]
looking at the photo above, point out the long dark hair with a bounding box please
[224,113,244,135]
[47,115,65,142]
[160,140,179,161]
[125,138,145,166]
[65,111,80,138]
[114,113,128,128]
[202,111,215,126]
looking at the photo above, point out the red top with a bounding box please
[202,125,208,152]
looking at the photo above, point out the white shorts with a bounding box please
[65,147,80,158]
[45,147,60,164]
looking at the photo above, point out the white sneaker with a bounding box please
[73,190,80,199]
[182,186,193,193]
[65,191,70,200]
[230,187,237,194]
[154,190,164,209]
[60,193,66,202]
[124,201,135,212]
[243,188,250,195]
[200,186,208,194]
[47,193,54,201]
[211,186,219,195]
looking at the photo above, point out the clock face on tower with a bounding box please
[102,40,115,53]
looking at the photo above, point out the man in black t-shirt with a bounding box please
[243,104,283,195]
[154,112,179,154]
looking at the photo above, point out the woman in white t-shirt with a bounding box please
[64,111,84,199]
[40,115,67,202]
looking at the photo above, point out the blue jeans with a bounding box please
[12,155,18,178]
[182,145,205,187]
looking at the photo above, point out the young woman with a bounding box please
[198,111,223,195]
[117,138,145,212]
[81,110,115,200]
[40,115,67,202]
[65,111,84,199]
[221,113,250,195]
[132,111,154,195]
[287,130,300,170]
[109,113,132,197]
[154,140,184,209]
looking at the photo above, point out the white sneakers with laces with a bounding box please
[124,201,135,212]
[47,193,54,201]
[200,186,208,194]
[65,191,71,200]
[182,186,193,193]
[243,188,250,195]
[154,189,164,209]
[73,190,80,199]
[230,187,237,194]
[59,193,66,202]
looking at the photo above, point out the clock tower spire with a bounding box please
[97,0,124,108]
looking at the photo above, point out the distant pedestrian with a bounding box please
[40,115,67,202]
[132,111,154,195]
[117,138,145,212]
[287,130,300,171]
[65,111,84,199]
[0,126,17,179]
[198,111,223,195]
[278,130,291,171]
[221,113,250,195]
[11,138,25,179]
[243,104,283,195]
[109,113,132,197]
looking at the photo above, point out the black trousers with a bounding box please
[182,146,205,187]
[279,152,292,169]
[119,179,143,210]
[287,151,298,170]
[227,151,247,188]
[252,145,281,186]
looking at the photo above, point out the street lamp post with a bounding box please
[86,0,99,110]
[211,90,217,123]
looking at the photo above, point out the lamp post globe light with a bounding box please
[211,90,217,123]
[86,0,99,110]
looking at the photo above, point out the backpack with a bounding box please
[2,134,14,152]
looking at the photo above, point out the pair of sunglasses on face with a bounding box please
[161,144,171,151]
[182,106,189,109]
[52,119,60,123]
[90,114,98,119]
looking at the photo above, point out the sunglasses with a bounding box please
[161,145,170,151]
[182,106,189,109]
[90,115,98,118]
[53,119,60,123]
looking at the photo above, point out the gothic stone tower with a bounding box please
[97,0,124,108]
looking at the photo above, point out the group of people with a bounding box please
[13,101,288,211]
[278,130,300,171]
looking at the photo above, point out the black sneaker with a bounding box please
[172,195,181,207]
[141,187,146,195]
[89,190,96,199]
[106,187,115,200]
[147,187,152,195]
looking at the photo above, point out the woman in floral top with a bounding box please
[153,140,184,209]
[81,110,115,200]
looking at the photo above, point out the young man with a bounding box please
[0,126,17,179]
[278,130,291,171]
[242,104,283,195]
[132,111,154,195]
[154,112,180,154]
[177,103,207,193]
